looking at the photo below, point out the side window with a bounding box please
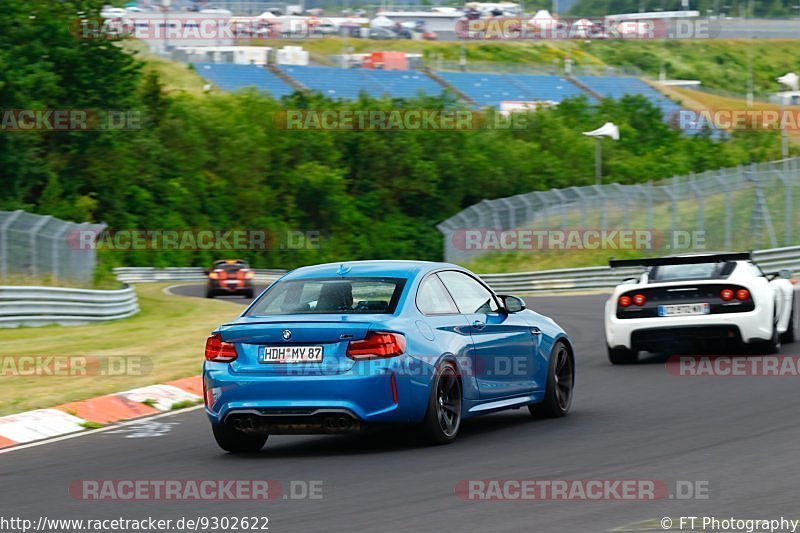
[416,275,458,315]
[437,271,499,314]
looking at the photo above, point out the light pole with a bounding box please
[777,72,797,158]
[583,122,620,186]
[162,0,171,55]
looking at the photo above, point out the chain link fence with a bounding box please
[438,158,800,264]
[0,210,106,285]
[207,0,290,14]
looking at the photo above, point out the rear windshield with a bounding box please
[213,261,249,272]
[649,261,736,282]
[246,277,406,315]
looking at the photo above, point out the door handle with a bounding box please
[530,327,542,335]
[472,320,486,330]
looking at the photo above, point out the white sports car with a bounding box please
[604,253,795,364]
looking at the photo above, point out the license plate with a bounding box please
[261,345,323,363]
[658,303,710,317]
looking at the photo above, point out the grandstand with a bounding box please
[577,75,681,120]
[279,65,442,100]
[438,72,590,106]
[195,63,295,98]
[195,63,706,132]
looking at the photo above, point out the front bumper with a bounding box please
[203,355,433,428]
[605,307,773,350]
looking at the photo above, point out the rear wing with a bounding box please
[609,252,751,269]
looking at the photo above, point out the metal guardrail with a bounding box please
[113,267,286,284]
[112,244,800,299]
[479,245,800,295]
[0,285,140,328]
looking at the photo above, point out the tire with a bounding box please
[205,287,215,299]
[421,361,462,445]
[212,423,268,453]
[244,289,254,299]
[751,317,780,355]
[530,340,574,418]
[607,345,638,365]
[781,304,795,344]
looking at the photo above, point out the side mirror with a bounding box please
[621,277,639,284]
[499,295,526,313]
[780,269,793,279]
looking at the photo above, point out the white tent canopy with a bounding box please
[370,15,395,28]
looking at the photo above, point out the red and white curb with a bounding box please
[0,376,202,449]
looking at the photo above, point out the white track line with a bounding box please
[162,282,250,304]
[0,405,204,455]
[162,282,202,296]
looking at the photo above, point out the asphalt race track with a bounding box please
[3,285,800,532]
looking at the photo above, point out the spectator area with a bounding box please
[280,65,443,100]
[438,72,590,106]
[195,63,295,98]
[577,75,682,120]
[195,64,701,133]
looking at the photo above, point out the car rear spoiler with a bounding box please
[609,252,751,269]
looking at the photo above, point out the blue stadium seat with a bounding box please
[577,75,681,120]
[362,70,444,99]
[506,74,592,103]
[577,75,719,136]
[195,63,294,98]
[279,66,443,100]
[436,71,590,107]
[436,72,532,107]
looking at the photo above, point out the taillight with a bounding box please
[347,332,406,361]
[618,295,632,308]
[205,333,237,362]
[736,289,750,301]
[720,289,734,301]
[244,270,254,279]
[633,293,646,306]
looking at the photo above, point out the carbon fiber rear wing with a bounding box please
[609,252,751,269]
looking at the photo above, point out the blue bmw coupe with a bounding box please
[203,260,574,452]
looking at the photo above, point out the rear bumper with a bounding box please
[630,325,742,351]
[203,355,432,427]
[224,408,364,434]
[208,280,253,293]
[605,306,772,350]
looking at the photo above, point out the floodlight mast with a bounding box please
[582,122,619,186]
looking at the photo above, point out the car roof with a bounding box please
[213,259,247,265]
[280,260,462,280]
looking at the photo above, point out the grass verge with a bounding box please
[0,283,240,416]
